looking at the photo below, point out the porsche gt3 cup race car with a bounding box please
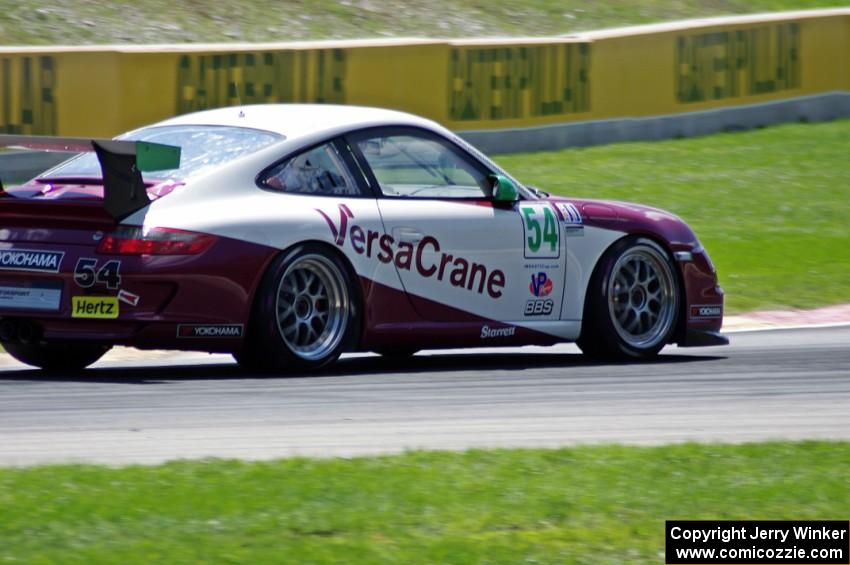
[0,104,727,371]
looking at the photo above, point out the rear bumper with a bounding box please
[0,233,278,352]
[679,328,729,347]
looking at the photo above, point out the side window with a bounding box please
[355,133,489,199]
[261,142,361,196]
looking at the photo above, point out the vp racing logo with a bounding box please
[317,205,506,299]
[529,272,553,297]
[0,249,64,273]
[526,271,554,316]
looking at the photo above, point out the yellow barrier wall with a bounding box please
[0,9,848,137]
[584,13,848,121]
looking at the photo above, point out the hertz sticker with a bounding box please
[72,296,119,319]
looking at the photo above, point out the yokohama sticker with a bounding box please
[690,304,723,319]
[0,249,64,273]
[177,324,244,338]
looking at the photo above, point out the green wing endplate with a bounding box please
[136,141,181,172]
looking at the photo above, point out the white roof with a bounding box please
[153,104,442,140]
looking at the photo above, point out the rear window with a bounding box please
[42,125,283,181]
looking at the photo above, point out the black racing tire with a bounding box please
[577,236,680,361]
[3,342,111,371]
[235,243,361,372]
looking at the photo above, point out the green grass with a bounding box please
[496,119,850,314]
[0,442,847,563]
[0,0,846,45]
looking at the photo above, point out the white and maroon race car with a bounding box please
[0,104,726,371]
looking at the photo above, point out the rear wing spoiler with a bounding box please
[0,135,181,221]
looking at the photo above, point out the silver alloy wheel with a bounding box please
[275,254,350,361]
[607,244,677,350]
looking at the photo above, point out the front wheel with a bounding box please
[3,342,111,371]
[577,237,679,360]
[236,244,360,372]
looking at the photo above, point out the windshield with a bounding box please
[42,125,283,181]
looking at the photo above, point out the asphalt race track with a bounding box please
[0,326,848,466]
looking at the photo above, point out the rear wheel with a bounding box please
[3,342,111,371]
[235,244,360,372]
[577,237,679,360]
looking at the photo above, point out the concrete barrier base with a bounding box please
[459,92,850,154]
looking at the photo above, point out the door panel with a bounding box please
[346,126,568,325]
[376,199,567,323]
[517,201,567,321]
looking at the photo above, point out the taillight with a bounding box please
[97,226,216,255]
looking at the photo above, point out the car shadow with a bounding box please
[0,351,726,384]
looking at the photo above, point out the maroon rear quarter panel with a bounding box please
[0,225,278,351]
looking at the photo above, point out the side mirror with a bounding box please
[489,174,519,203]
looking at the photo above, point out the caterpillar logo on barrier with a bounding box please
[0,56,57,135]
[676,23,801,104]
[449,43,590,121]
[177,50,346,115]
[177,324,244,338]
[690,305,723,319]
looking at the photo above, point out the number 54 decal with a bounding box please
[520,203,560,259]
[74,258,122,289]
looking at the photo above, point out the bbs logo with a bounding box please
[525,299,554,316]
